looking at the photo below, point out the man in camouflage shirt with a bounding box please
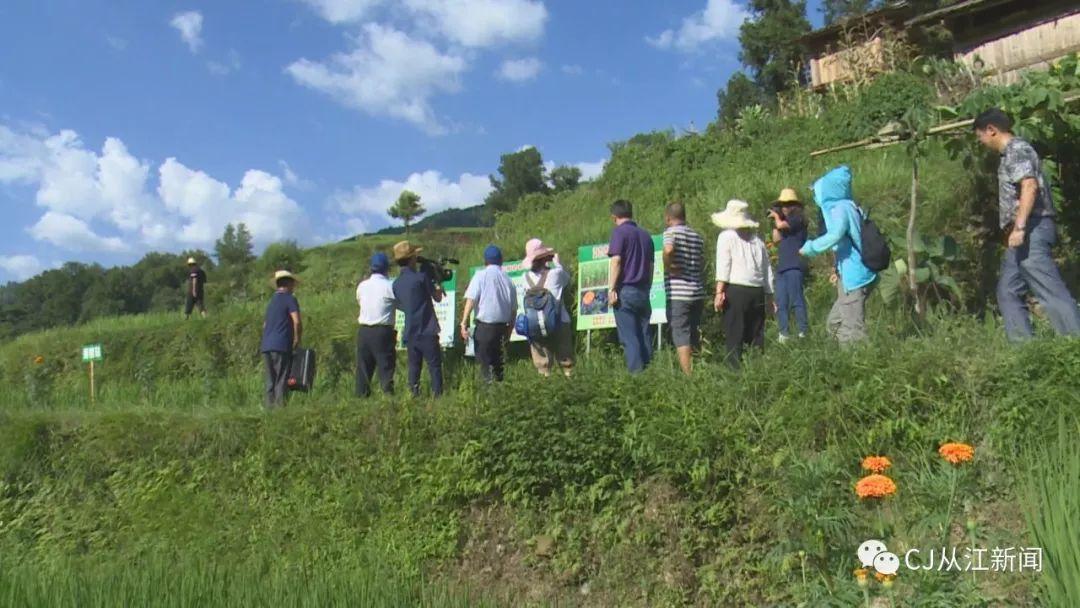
[974,108,1080,341]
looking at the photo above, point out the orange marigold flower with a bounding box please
[875,572,897,588]
[939,442,974,465]
[855,474,897,499]
[33,355,45,365]
[854,568,870,587]
[861,455,892,473]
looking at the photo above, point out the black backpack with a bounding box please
[853,207,890,272]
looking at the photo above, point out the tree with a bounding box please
[822,0,879,25]
[258,240,306,275]
[214,223,255,268]
[387,190,426,234]
[485,147,549,215]
[738,0,812,96]
[717,72,766,129]
[550,165,582,193]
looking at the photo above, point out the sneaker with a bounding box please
[797,333,807,339]
[778,334,790,344]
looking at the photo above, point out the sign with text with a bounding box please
[576,236,667,331]
[81,344,103,362]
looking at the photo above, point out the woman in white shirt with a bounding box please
[711,200,775,369]
[522,238,575,377]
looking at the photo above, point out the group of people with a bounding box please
[254,107,1080,408]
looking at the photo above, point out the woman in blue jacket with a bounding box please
[799,166,877,345]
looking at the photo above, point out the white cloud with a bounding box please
[0,255,45,281]
[496,57,543,83]
[207,50,242,76]
[286,24,466,134]
[561,64,584,76]
[29,212,129,253]
[404,0,548,48]
[331,169,491,233]
[170,11,204,53]
[0,122,312,256]
[575,159,606,181]
[299,0,383,23]
[648,0,749,52]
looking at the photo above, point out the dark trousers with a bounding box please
[775,269,809,336]
[184,293,205,316]
[613,284,653,373]
[473,322,508,383]
[407,334,443,397]
[356,325,396,397]
[723,284,766,369]
[263,351,292,409]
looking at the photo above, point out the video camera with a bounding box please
[767,204,786,221]
[417,256,458,285]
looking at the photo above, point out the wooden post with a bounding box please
[89,359,95,403]
[907,155,923,318]
[586,330,591,356]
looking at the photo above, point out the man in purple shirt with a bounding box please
[607,199,655,373]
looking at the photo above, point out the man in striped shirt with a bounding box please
[662,202,706,375]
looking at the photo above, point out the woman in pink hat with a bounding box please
[522,238,574,377]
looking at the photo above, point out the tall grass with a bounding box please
[1025,416,1080,608]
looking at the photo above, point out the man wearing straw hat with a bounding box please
[184,257,208,319]
[391,240,445,397]
[769,188,810,341]
[712,200,775,369]
[260,270,302,409]
[522,238,574,377]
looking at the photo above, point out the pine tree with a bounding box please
[388,190,426,234]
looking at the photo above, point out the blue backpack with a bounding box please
[515,269,562,341]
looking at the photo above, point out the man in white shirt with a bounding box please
[712,200,775,369]
[355,252,398,397]
[460,245,517,383]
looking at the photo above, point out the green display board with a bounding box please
[395,272,457,350]
[81,343,103,362]
[576,235,667,331]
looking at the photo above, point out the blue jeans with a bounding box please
[775,269,809,336]
[614,284,653,373]
[997,217,1080,342]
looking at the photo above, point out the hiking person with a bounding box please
[460,245,517,383]
[769,188,810,342]
[662,202,705,375]
[260,270,302,409]
[607,199,655,373]
[355,252,397,398]
[184,257,207,318]
[799,166,878,345]
[712,200,775,369]
[391,240,445,397]
[974,108,1080,341]
[522,238,574,377]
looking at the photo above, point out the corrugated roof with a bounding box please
[905,0,1015,27]
[797,1,912,48]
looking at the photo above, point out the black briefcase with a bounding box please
[287,348,316,392]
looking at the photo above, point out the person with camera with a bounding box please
[391,240,445,398]
[769,188,810,342]
[355,252,398,398]
[460,245,517,383]
[522,238,574,378]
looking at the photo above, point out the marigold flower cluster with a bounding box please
[938,442,974,465]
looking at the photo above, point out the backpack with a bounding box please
[515,269,562,341]
[853,207,891,272]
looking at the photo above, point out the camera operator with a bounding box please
[769,188,809,341]
[391,240,445,398]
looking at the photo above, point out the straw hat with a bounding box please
[272,270,300,285]
[711,200,760,230]
[392,240,423,262]
[186,257,197,265]
[523,238,556,267]
[776,188,802,205]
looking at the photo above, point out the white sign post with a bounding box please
[81,343,103,402]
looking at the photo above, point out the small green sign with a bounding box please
[81,344,103,362]
[576,236,667,331]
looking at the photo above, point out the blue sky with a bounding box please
[0,0,824,282]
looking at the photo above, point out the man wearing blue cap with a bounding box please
[460,245,517,383]
[355,252,398,397]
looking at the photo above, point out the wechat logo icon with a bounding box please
[858,539,900,576]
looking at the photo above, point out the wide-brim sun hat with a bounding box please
[776,188,803,205]
[392,240,423,262]
[272,269,300,285]
[523,238,556,267]
[711,199,760,230]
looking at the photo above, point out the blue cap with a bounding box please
[483,244,502,265]
[370,252,390,273]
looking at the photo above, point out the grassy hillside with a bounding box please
[3,63,1080,606]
